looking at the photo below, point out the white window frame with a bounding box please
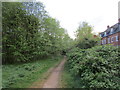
[104,39,106,44]
[108,38,110,43]
[116,36,119,41]
[110,28,113,34]
[111,37,114,42]
[104,32,107,36]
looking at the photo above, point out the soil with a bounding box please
[30,56,66,88]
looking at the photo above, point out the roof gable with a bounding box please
[100,23,120,37]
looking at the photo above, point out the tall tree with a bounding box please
[75,22,100,49]
[2,2,40,63]
[2,2,73,64]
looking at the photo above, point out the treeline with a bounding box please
[2,2,73,64]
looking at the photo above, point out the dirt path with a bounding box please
[30,56,66,88]
[42,56,66,88]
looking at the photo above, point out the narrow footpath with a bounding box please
[30,56,66,88]
[42,56,66,88]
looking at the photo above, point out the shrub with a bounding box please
[66,45,120,88]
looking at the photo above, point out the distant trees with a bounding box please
[75,22,100,49]
[2,2,101,64]
[2,2,73,64]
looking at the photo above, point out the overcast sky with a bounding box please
[36,0,120,39]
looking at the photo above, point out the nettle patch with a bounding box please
[66,45,120,88]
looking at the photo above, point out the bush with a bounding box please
[66,45,120,88]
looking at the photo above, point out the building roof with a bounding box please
[100,22,120,37]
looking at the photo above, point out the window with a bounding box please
[102,40,104,44]
[111,37,114,42]
[110,28,113,34]
[108,38,110,43]
[104,32,107,36]
[116,36,119,41]
[104,39,106,44]
[102,39,107,44]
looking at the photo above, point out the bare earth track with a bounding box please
[42,56,66,88]
[30,56,66,88]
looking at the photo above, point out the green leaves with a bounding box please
[66,45,120,88]
[75,22,100,49]
[2,2,72,64]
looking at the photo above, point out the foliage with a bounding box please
[60,63,83,88]
[2,2,72,64]
[75,22,100,49]
[2,56,62,88]
[66,45,120,88]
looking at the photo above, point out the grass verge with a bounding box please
[2,56,62,88]
[60,63,83,88]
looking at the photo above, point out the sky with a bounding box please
[36,0,120,39]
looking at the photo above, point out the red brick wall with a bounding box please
[101,32,120,46]
[101,37,107,45]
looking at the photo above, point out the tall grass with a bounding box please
[2,56,62,88]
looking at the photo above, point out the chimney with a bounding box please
[107,25,110,29]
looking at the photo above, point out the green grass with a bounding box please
[2,56,62,88]
[60,64,83,88]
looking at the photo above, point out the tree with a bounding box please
[2,2,40,63]
[2,2,73,64]
[75,22,100,49]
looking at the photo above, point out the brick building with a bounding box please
[99,19,120,46]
